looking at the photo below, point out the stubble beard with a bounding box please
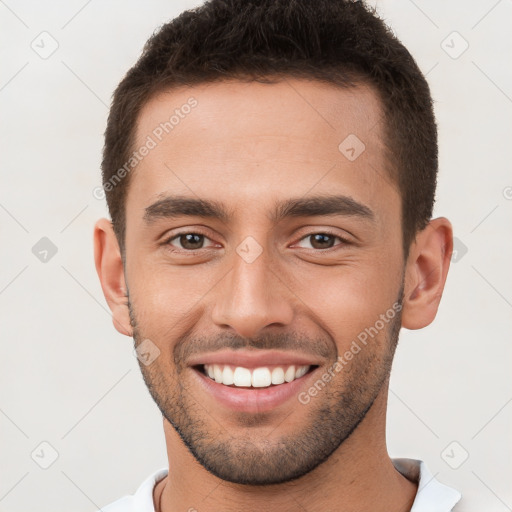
[129,286,403,485]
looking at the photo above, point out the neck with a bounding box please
[155,387,417,512]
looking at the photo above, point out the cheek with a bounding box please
[126,258,215,340]
[291,263,401,348]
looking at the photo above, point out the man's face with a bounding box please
[123,79,405,484]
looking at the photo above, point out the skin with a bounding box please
[94,79,453,512]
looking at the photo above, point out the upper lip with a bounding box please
[188,350,322,369]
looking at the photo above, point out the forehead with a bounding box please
[127,79,398,225]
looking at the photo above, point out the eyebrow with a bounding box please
[143,194,374,224]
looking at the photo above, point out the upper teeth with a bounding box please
[204,364,310,388]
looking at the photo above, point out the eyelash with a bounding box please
[294,231,350,250]
[164,230,350,253]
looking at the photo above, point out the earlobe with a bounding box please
[401,217,453,330]
[94,218,132,336]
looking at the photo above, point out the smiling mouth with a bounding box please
[195,364,318,388]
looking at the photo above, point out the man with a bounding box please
[94,0,463,510]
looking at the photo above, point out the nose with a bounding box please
[211,244,294,339]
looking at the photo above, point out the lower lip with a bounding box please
[192,366,318,413]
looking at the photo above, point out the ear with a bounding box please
[401,217,453,330]
[94,218,132,336]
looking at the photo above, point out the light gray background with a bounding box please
[1,1,511,510]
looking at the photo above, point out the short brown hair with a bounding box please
[102,0,438,256]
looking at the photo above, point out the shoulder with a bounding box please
[99,495,133,512]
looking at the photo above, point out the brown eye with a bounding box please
[309,233,336,249]
[295,232,346,250]
[180,233,204,249]
[168,233,213,250]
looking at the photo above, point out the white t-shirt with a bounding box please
[98,458,462,512]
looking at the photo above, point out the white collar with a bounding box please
[104,458,461,511]
[393,458,462,511]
